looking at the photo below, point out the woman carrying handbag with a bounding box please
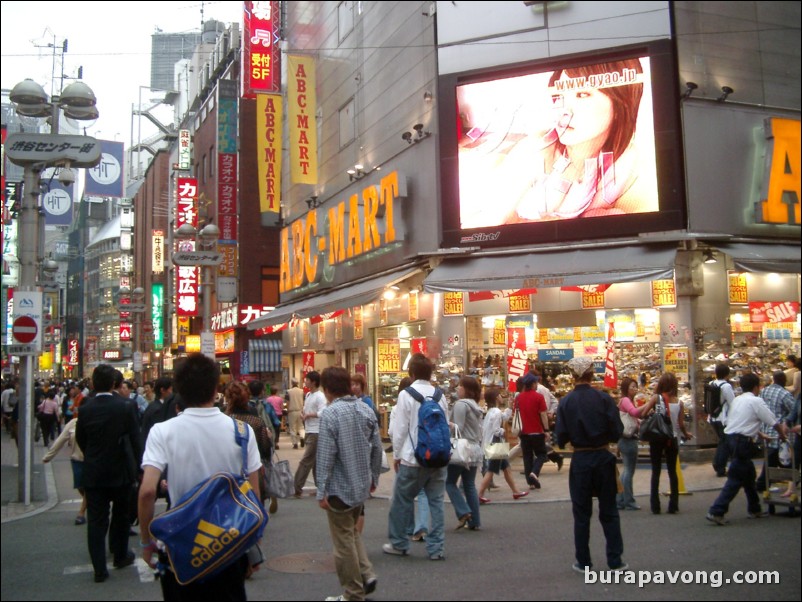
[645,372,692,515]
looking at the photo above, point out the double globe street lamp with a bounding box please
[6,78,101,505]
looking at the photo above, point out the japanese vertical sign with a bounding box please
[244,0,281,96]
[287,55,318,184]
[378,339,401,372]
[176,177,198,229]
[353,306,363,340]
[256,94,282,214]
[727,272,748,304]
[178,130,191,170]
[302,351,315,376]
[152,230,164,274]
[217,92,238,242]
[408,290,419,321]
[651,279,677,307]
[603,322,617,389]
[443,292,464,316]
[506,326,527,392]
[152,283,164,348]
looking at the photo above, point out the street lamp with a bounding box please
[6,78,101,506]
[172,223,220,360]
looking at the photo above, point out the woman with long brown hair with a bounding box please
[646,373,691,514]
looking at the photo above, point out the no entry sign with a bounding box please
[12,316,38,344]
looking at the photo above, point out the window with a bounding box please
[339,98,355,148]
[209,147,215,179]
[338,1,355,44]
[261,267,280,306]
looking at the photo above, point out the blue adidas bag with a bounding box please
[150,418,268,585]
[405,387,451,468]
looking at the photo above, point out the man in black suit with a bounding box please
[76,364,142,583]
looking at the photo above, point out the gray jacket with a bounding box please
[452,398,484,444]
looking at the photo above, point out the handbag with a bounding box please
[638,397,673,443]
[265,453,295,499]
[618,406,638,439]
[449,425,482,466]
[150,418,268,585]
[380,449,391,473]
[484,436,511,461]
[510,406,522,437]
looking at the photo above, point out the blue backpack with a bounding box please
[405,387,451,468]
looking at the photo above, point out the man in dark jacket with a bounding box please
[555,356,626,575]
[75,364,142,583]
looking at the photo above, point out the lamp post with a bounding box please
[6,78,100,506]
[172,223,221,360]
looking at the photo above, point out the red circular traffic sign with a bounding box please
[12,316,38,344]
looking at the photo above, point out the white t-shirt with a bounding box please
[142,407,262,502]
[303,390,328,434]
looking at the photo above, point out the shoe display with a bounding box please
[381,543,408,556]
[479,497,491,504]
[113,551,136,569]
[706,513,729,526]
[513,491,529,500]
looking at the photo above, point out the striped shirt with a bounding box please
[759,384,795,448]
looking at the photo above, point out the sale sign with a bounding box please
[506,327,528,392]
[749,301,799,323]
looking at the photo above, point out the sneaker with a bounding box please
[113,551,136,569]
[411,530,427,542]
[747,511,769,519]
[324,596,344,601]
[529,473,541,489]
[513,491,529,500]
[74,516,87,525]
[624,504,641,511]
[269,497,279,514]
[428,553,445,561]
[382,543,408,556]
[610,563,629,571]
[706,512,729,526]
[572,562,589,574]
[363,577,378,595]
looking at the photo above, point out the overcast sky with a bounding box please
[1,1,243,146]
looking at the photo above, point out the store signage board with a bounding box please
[12,291,43,352]
[749,301,799,323]
[538,348,574,362]
[6,133,101,167]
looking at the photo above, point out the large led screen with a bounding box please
[438,41,685,247]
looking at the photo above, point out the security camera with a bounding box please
[58,168,75,186]
[401,131,413,144]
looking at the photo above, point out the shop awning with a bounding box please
[423,244,677,293]
[714,242,801,274]
[247,266,423,330]
[248,338,283,372]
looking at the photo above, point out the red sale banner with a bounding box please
[506,327,528,391]
[603,321,617,389]
[749,301,799,323]
[302,351,315,376]
[411,337,428,357]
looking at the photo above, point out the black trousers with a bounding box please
[85,485,131,574]
[158,553,248,601]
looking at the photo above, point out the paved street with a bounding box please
[2,429,800,601]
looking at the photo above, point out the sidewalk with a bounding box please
[1,427,56,523]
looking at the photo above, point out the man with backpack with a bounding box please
[708,364,736,477]
[383,353,450,561]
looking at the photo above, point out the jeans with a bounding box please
[712,421,730,475]
[709,434,763,517]
[616,437,639,508]
[388,464,446,557]
[446,464,480,528]
[406,490,430,536]
[568,450,623,569]
[649,438,679,513]
[325,497,375,601]
[520,433,548,485]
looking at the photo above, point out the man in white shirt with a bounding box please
[706,372,788,526]
[138,353,262,600]
[293,371,327,497]
[383,353,448,561]
[709,364,736,477]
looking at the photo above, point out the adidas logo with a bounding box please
[191,519,241,568]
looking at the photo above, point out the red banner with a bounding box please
[468,289,538,302]
[302,351,315,377]
[176,177,198,229]
[243,0,281,96]
[603,321,617,389]
[411,337,428,357]
[560,284,612,293]
[749,301,799,323]
[506,327,528,391]
[310,310,344,324]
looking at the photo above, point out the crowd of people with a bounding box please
[3,350,799,601]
